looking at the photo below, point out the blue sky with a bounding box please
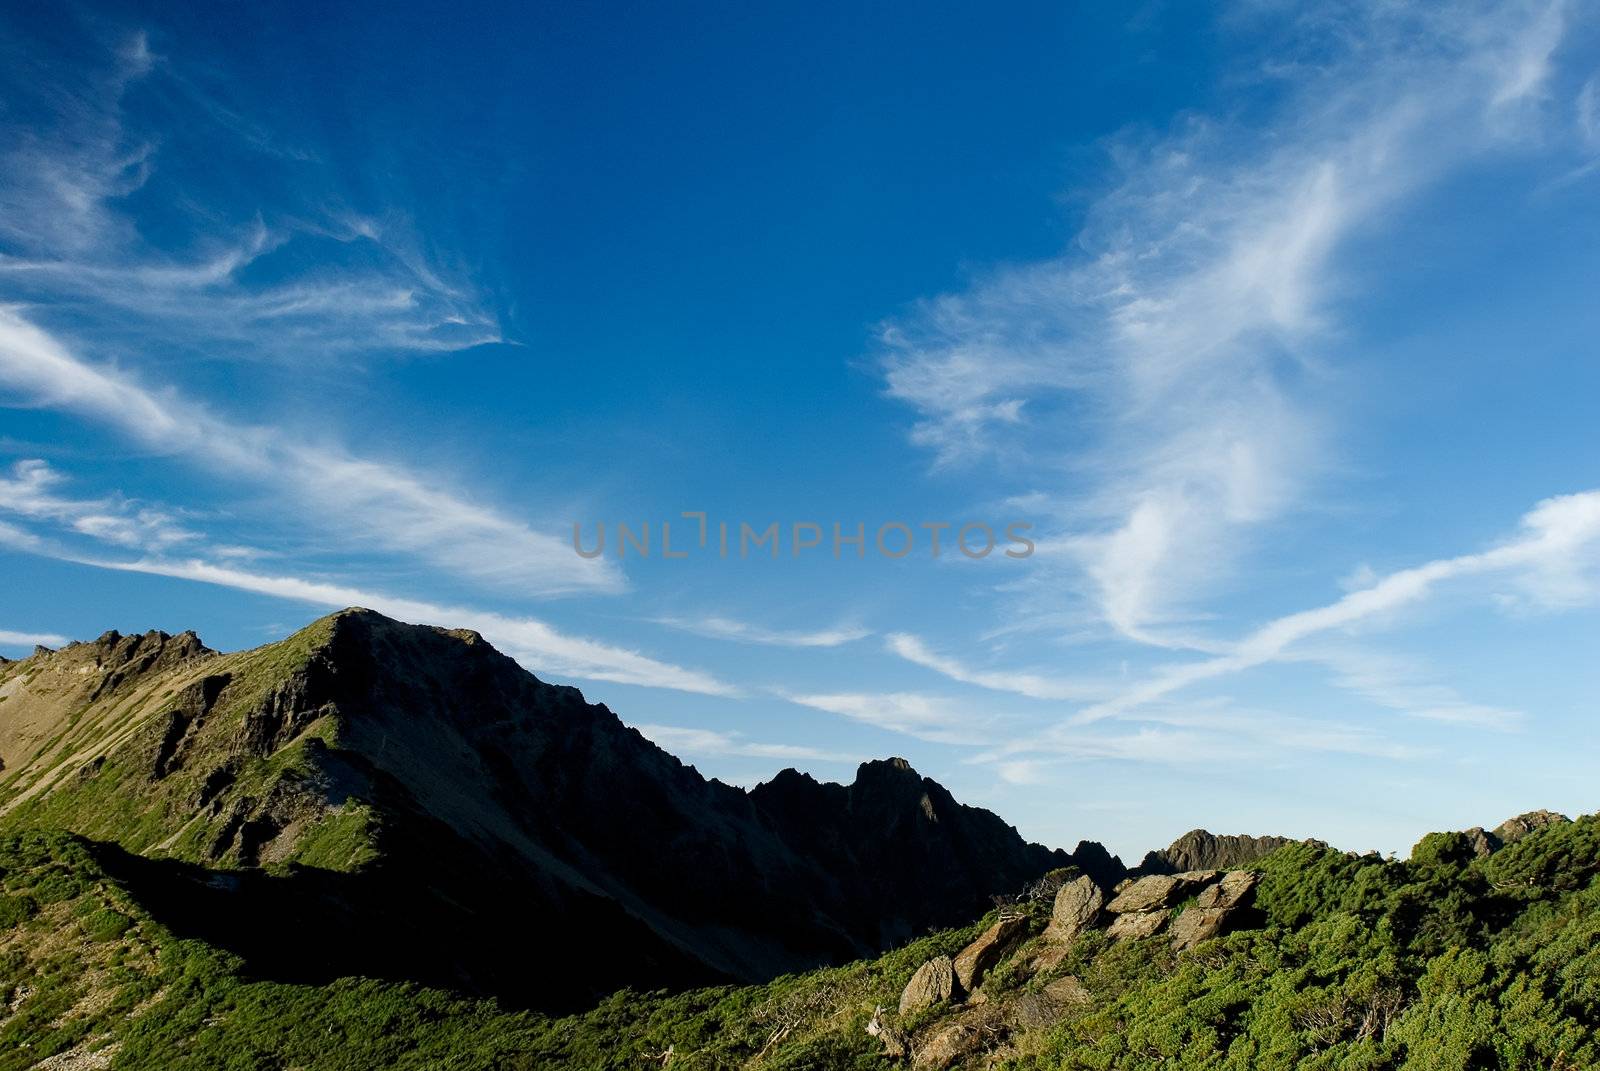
[2,1,1598,860]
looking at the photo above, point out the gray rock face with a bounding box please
[1106,909,1169,940]
[1194,870,1258,910]
[1169,907,1231,951]
[899,956,957,1015]
[1493,810,1569,845]
[1100,869,1260,947]
[1106,871,1214,913]
[1047,875,1104,942]
[1105,875,1178,913]
[952,914,1029,991]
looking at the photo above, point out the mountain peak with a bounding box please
[856,755,921,781]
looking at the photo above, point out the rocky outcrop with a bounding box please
[952,913,1029,991]
[1042,974,1090,1005]
[1063,839,1126,889]
[1195,869,1257,910]
[1094,868,1260,950]
[1105,871,1215,913]
[1046,874,1103,943]
[1453,811,1571,859]
[1137,830,1293,874]
[1493,810,1569,845]
[1106,910,1170,939]
[899,956,956,1014]
[1169,907,1229,950]
[1463,827,1498,858]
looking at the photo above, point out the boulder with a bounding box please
[1106,871,1215,914]
[1193,870,1257,910]
[1169,906,1230,951]
[899,955,957,1015]
[952,914,1029,991]
[1106,874,1178,913]
[1046,875,1103,943]
[1106,909,1169,940]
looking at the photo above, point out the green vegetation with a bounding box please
[1,815,1596,1070]
[1007,830,1599,1070]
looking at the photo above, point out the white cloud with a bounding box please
[0,628,70,649]
[0,30,498,358]
[1307,646,1525,730]
[781,690,992,745]
[879,1,1573,646]
[884,631,1107,701]
[627,724,856,764]
[0,459,199,551]
[1068,489,1600,723]
[0,311,621,598]
[50,552,734,696]
[653,614,870,648]
[1579,76,1600,148]
[0,519,46,552]
[982,696,1422,771]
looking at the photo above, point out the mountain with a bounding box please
[0,608,1112,1008]
[3,610,1596,1068]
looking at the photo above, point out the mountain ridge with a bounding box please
[0,608,1116,1007]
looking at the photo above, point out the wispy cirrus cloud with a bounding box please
[0,534,733,697]
[984,699,1424,777]
[0,314,620,597]
[1301,646,1525,730]
[781,690,994,746]
[96,557,732,696]
[653,614,870,648]
[885,632,1107,701]
[880,0,1576,646]
[0,27,498,359]
[1050,488,1600,728]
[0,26,600,601]
[0,458,200,552]
[0,461,710,692]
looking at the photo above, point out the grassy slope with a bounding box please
[2,816,1596,1071]
[0,619,381,875]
